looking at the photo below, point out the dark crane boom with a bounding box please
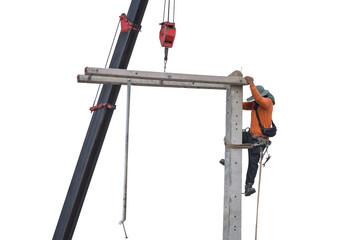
[53,1,148,239]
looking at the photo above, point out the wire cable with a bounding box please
[173,0,175,22]
[163,0,175,23]
[162,0,166,22]
[91,17,121,109]
[167,0,170,22]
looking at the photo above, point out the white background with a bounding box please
[1,0,359,239]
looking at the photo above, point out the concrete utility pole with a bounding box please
[223,85,243,239]
[78,68,247,239]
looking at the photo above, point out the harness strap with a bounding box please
[225,142,254,149]
[224,135,270,149]
[223,138,254,149]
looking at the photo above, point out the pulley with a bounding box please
[160,0,176,72]
[159,22,176,48]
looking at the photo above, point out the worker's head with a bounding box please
[247,85,275,104]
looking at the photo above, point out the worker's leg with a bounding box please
[243,131,258,185]
[242,132,259,196]
[245,144,262,186]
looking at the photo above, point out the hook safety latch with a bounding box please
[262,154,271,167]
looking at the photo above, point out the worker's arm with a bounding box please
[243,102,253,110]
[245,76,272,109]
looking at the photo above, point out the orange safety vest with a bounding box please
[243,85,274,138]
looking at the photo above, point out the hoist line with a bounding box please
[162,0,166,22]
[173,0,175,22]
[167,0,170,22]
[162,0,175,23]
[92,17,121,109]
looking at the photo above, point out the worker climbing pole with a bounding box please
[54,0,277,239]
[159,0,176,72]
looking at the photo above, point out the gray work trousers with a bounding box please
[242,131,266,186]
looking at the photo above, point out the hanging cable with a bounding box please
[121,222,128,239]
[119,79,131,239]
[91,17,121,111]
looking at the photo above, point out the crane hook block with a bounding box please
[159,22,176,48]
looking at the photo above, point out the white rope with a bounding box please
[255,148,264,240]
[255,144,270,240]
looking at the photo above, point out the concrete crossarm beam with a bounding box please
[80,67,247,87]
[78,75,230,89]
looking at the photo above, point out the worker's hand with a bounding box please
[245,76,255,86]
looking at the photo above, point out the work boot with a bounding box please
[245,184,256,196]
[219,159,225,166]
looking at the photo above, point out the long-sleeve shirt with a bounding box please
[243,85,273,138]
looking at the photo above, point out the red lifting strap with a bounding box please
[90,103,116,112]
[120,13,141,32]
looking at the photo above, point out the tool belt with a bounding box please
[251,133,271,146]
